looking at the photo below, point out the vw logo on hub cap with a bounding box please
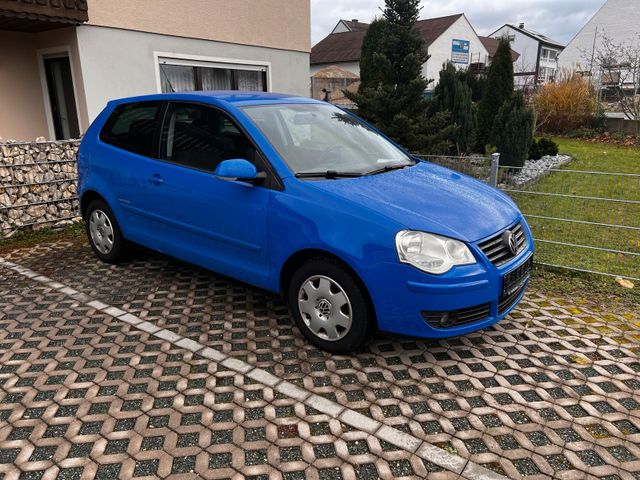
[502,230,518,255]
[315,298,332,319]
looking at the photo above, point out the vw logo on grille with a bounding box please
[502,230,518,255]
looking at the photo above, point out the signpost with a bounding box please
[452,39,470,65]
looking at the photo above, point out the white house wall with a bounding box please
[424,16,489,89]
[559,0,640,72]
[76,25,310,123]
[492,26,539,78]
[331,21,351,34]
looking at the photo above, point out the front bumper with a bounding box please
[366,221,534,339]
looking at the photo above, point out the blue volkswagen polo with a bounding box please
[78,92,534,353]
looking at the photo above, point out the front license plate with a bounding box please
[502,255,533,296]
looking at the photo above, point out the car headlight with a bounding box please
[395,230,476,274]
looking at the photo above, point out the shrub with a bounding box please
[456,68,486,102]
[537,137,559,157]
[528,137,559,160]
[528,140,541,160]
[534,71,598,134]
[590,106,607,132]
[491,92,534,167]
[566,127,599,139]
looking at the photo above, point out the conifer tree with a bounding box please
[476,37,514,150]
[490,92,534,167]
[358,18,390,89]
[346,0,453,153]
[432,62,476,154]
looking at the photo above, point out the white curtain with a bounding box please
[201,68,232,90]
[160,64,195,92]
[160,63,264,92]
[237,70,264,91]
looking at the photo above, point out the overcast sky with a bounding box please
[311,0,606,46]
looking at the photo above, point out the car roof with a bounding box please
[109,91,324,108]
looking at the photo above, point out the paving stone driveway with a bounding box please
[1,238,639,479]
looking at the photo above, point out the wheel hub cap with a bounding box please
[298,275,353,342]
[89,209,115,255]
[315,298,332,319]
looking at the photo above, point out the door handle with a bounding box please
[149,174,164,186]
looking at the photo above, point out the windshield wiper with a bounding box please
[295,170,364,179]
[364,163,414,176]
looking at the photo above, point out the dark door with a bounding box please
[44,56,80,140]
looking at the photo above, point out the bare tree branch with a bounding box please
[583,31,640,120]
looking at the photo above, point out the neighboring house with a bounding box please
[0,0,311,141]
[311,14,492,91]
[479,36,520,64]
[559,0,639,77]
[559,0,639,120]
[490,23,564,88]
[330,19,369,34]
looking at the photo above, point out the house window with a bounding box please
[537,66,557,84]
[541,48,558,62]
[159,59,267,93]
[537,67,548,83]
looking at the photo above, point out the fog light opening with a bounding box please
[439,311,458,328]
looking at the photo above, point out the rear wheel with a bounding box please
[85,199,126,264]
[288,258,371,354]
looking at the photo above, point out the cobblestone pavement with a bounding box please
[1,238,639,479]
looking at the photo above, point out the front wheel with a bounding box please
[287,258,372,354]
[85,199,126,264]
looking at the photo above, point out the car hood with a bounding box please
[308,161,521,242]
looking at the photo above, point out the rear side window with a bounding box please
[160,102,256,172]
[100,102,161,157]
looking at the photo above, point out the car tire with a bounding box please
[288,258,371,354]
[85,199,126,264]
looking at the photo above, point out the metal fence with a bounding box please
[419,154,640,281]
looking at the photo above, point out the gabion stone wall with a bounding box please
[0,140,81,237]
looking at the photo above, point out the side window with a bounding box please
[100,102,161,157]
[160,103,256,172]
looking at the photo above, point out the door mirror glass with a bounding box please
[214,159,261,183]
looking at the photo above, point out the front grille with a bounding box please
[478,222,527,266]
[498,282,527,315]
[422,302,491,329]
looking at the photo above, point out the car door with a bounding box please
[140,101,272,288]
[97,101,164,249]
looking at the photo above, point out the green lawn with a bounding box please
[504,137,640,280]
[551,137,640,173]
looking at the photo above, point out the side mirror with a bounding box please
[214,159,266,185]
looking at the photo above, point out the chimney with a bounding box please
[519,22,525,29]
[351,19,358,23]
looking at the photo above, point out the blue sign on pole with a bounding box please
[452,39,470,64]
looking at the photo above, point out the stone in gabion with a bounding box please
[0,139,81,236]
[507,155,573,187]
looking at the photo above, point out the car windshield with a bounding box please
[241,103,414,176]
